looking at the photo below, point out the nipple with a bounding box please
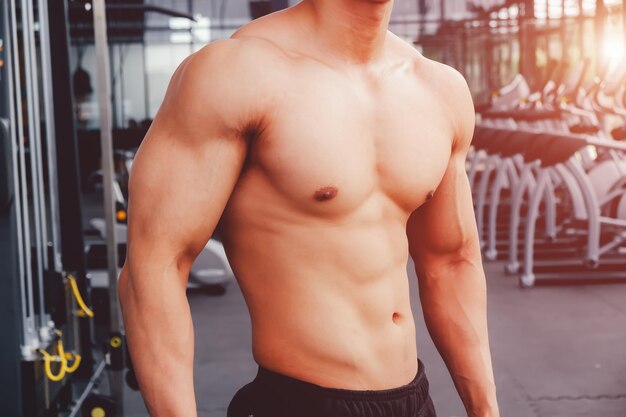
[426,190,435,201]
[313,186,338,202]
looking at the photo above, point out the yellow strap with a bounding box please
[68,275,95,318]
[64,352,82,373]
[38,348,66,382]
[56,332,65,358]
[38,331,83,381]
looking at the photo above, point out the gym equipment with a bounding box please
[471,58,626,287]
[81,394,116,417]
[0,4,23,416]
[0,0,134,415]
[0,118,12,210]
[8,0,96,408]
[84,146,234,294]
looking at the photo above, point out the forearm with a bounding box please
[416,259,498,417]
[118,264,197,417]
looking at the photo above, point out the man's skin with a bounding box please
[117,1,499,416]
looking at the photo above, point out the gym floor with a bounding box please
[121,260,626,417]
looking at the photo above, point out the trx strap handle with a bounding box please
[67,274,95,318]
[38,330,82,382]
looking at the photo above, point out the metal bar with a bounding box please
[38,0,63,274]
[5,0,28,347]
[585,138,626,151]
[68,3,197,20]
[565,159,601,265]
[530,271,626,281]
[21,0,52,340]
[119,45,125,126]
[518,0,526,77]
[142,32,149,120]
[596,0,606,68]
[122,4,196,20]
[65,13,598,34]
[110,44,118,128]
[599,216,626,227]
[11,0,38,357]
[48,0,94,376]
[23,0,49,271]
[0,2,25,414]
[439,0,446,25]
[93,0,121,333]
[597,234,626,257]
[560,0,567,61]
[65,359,107,417]
[93,1,124,409]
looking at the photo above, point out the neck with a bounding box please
[299,0,394,63]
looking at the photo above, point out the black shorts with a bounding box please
[227,359,437,417]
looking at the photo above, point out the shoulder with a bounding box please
[417,57,475,149]
[159,37,286,133]
[419,58,473,110]
[173,37,287,91]
[169,17,297,99]
[388,33,475,149]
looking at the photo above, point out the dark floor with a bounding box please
[119,260,626,417]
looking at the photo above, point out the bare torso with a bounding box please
[120,4,498,415]
[216,5,453,390]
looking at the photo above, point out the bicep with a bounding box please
[125,51,249,281]
[407,151,479,266]
[407,66,479,267]
[127,122,246,274]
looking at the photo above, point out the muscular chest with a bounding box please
[248,70,452,216]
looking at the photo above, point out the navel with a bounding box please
[313,186,338,202]
[392,312,401,324]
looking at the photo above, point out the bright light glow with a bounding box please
[603,36,625,66]
[193,28,211,43]
[169,18,192,30]
[532,0,621,17]
[170,32,193,44]
[192,16,211,43]
[84,3,92,11]
[168,15,212,44]
[533,0,609,17]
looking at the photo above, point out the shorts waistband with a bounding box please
[254,359,428,402]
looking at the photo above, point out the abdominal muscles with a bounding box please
[220,180,420,390]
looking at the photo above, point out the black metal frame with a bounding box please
[0,2,24,416]
[49,0,94,379]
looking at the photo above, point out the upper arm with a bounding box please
[125,40,265,282]
[406,66,480,270]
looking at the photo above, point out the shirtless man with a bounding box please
[118,1,499,416]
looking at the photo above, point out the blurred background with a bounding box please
[52,0,626,128]
[1,0,626,416]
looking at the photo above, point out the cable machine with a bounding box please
[0,0,125,415]
[0,3,24,416]
[1,2,203,415]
